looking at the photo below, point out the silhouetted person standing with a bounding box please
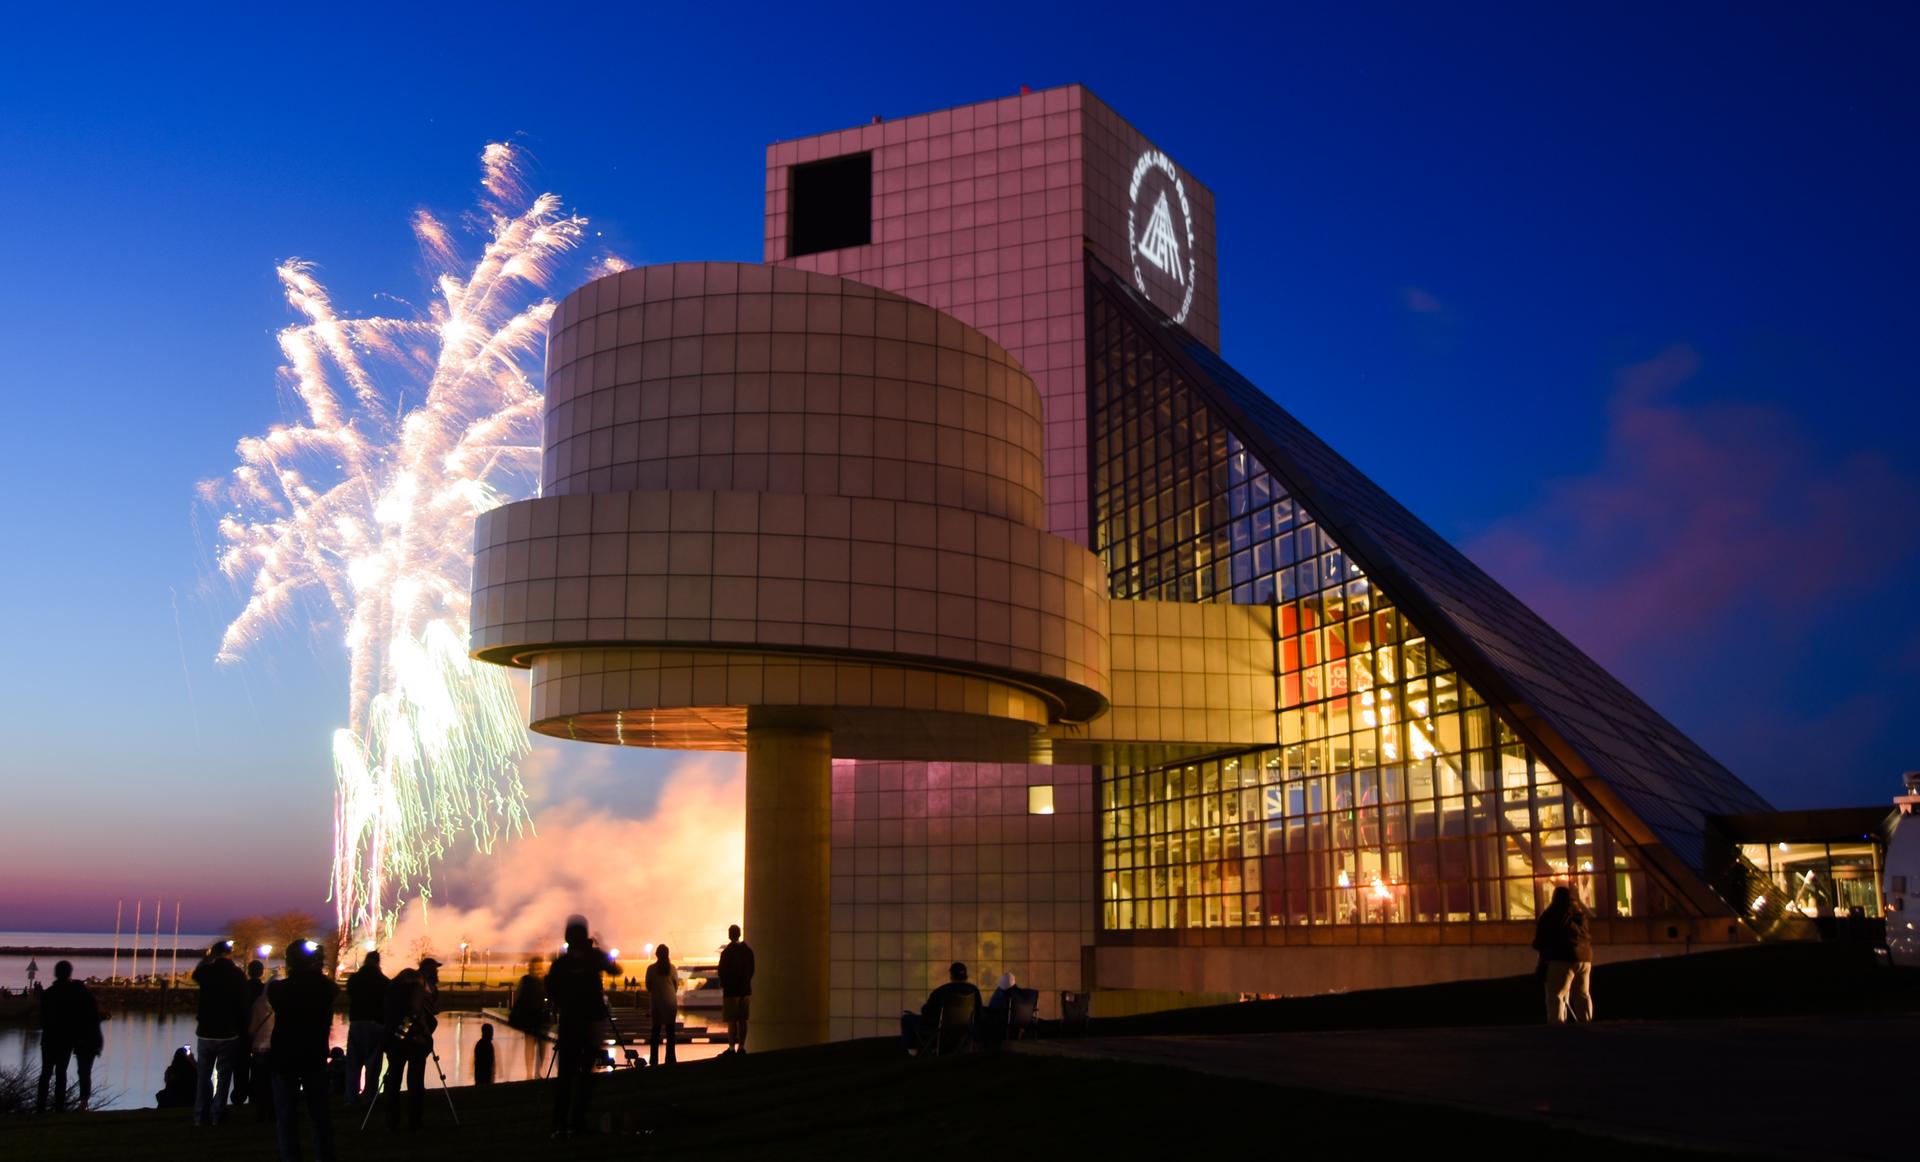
[191,940,249,1125]
[644,945,678,1066]
[508,957,549,1078]
[36,961,103,1113]
[1533,885,1595,1023]
[508,957,547,1032]
[546,915,617,1138]
[233,958,270,1110]
[473,1023,495,1087]
[717,924,755,1055]
[381,959,440,1130]
[344,951,388,1105]
[267,941,338,1162]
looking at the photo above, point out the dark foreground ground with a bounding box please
[9,945,1912,1160]
[1086,943,1918,1036]
[3,1036,1710,1162]
[1041,1014,1916,1162]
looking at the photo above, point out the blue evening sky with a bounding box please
[0,3,1913,928]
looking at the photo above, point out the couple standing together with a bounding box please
[548,917,754,1138]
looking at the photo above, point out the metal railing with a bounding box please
[1718,850,1817,941]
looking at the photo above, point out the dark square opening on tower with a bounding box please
[789,152,872,257]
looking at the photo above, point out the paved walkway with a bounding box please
[1029,1014,1915,1160]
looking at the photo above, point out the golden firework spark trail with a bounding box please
[202,145,624,944]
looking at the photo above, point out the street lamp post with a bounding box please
[460,942,470,986]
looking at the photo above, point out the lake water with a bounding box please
[0,931,227,987]
[2,1004,725,1111]
[2,931,729,1110]
[0,1009,560,1110]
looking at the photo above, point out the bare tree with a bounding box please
[270,911,324,956]
[226,916,270,960]
[224,911,330,969]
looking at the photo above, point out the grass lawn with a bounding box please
[3,1037,1708,1160]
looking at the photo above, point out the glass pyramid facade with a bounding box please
[1086,257,1771,933]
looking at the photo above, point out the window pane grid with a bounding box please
[1090,284,1645,932]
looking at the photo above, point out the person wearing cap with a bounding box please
[190,940,249,1125]
[267,941,337,1162]
[380,957,441,1130]
[899,962,982,1055]
[546,915,617,1138]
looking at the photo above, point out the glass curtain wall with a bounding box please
[1088,276,1658,932]
[1738,841,1883,918]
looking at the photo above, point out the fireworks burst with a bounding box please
[202,144,620,943]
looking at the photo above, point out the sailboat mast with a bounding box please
[169,900,181,986]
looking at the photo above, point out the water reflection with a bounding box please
[0,1007,720,1110]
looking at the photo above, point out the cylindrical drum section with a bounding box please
[471,263,1115,1051]
[542,262,1045,528]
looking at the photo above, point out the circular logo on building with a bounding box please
[1127,149,1196,325]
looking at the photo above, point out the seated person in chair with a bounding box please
[979,972,1042,1048]
[899,962,982,1055]
[978,972,1016,1048]
[986,971,1018,1013]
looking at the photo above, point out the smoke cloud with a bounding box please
[382,751,743,964]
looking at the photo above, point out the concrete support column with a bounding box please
[743,724,832,1050]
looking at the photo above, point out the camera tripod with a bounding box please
[543,997,639,1078]
[359,1020,460,1129]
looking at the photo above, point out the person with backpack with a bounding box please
[237,958,275,1119]
[1532,884,1595,1023]
[380,958,441,1130]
